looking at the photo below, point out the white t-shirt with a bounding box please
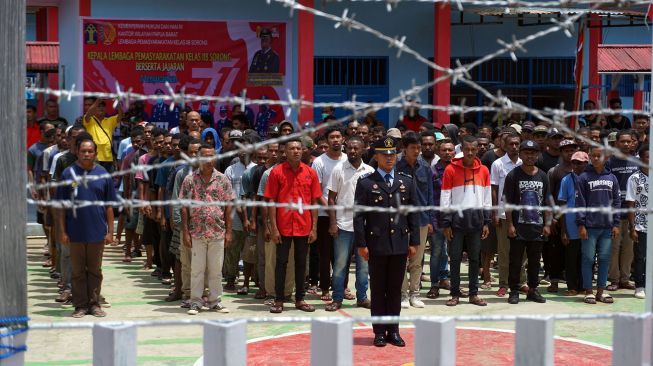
[326,160,374,232]
[490,154,522,219]
[312,152,347,216]
[625,170,648,233]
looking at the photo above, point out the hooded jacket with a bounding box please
[575,164,621,229]
[442,124,459,146]
[440,156,491,230]
[200,127,222,153]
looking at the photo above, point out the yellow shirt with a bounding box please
[83,115,119,162]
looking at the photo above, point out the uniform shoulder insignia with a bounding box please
[359,172,373,180]
[397,171,413,179]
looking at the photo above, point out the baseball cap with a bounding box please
[229,130,243,140]
[608,131,617,142]
[519,140,540,151]
[522,121,535,132]
[268,124,280,136]
[533,125,548,134]
[559,139,578,149]
[373,137,398,155]
[434,131,446,141]
[386,128,402,139]
[547,128,563,138]
[571,151,589,162]
[510,123,522,135]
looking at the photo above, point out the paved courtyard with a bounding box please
[24,237,646,365]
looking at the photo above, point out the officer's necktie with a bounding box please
[384,173,392,187]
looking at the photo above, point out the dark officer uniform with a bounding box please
[249,29,280,73]
[353,137,419,346]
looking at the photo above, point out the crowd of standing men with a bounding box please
[27,96,650,346]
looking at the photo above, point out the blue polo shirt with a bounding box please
[56,164,117,243]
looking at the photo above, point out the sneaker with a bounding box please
[539,275,551,286]
[180,299,191,308]
[210,303,230,313]
[508,292,519,304]
[409,294,425,308]
[526,289,546,303]
[401,294,410,309]
[264,297,276,306]
[635,288,646,299]
[187,303,201,315]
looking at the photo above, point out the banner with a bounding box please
[82,18,291,135]
[571,19,586,130]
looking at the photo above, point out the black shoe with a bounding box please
[131,250,142,258]
[526,288,546,303]
[386,332,406,347]
[373,334,387,347]
[508,291,519,304]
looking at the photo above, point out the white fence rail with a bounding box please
[9,313,651,366]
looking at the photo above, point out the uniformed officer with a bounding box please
[354,137,420,347]
[249,28,280,73]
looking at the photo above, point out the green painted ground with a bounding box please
[25,238,645,365]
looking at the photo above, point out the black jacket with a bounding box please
[354,170,420,256]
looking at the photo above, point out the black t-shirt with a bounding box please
[481,149,500,172]
[606,116,632,130]
[536,150,560,174]
[53,152,77,182]
[547,163,572,204]
[503,167,550,241]
[146,155,163,193]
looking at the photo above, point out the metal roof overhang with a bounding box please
[598,44,651,74]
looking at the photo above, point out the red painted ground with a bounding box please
[247,328,611,366]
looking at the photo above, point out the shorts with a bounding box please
[141,217,160,246]
[36,211,45,225]
[125,209,139,231]
[242,234,258,264]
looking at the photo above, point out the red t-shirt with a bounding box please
[27,123,40,149]
[264,161,322,237]
[400,115,427,132]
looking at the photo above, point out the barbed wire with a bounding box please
[25,0,653,214]
[343,0,652,9]
[27,196,648,218]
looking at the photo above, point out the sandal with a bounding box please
[606,283,619,291]
[269,302,283,313]
[426,286,440,299]
[584,294,596,304]
[237,287,249,295]
[597,293,614,304]
[445,296,460,307]
[344,289,355,301]
[480,281,492,290]
[469,295,487,307]
[295,301,316,312]
[254,289,267,299]
[122,256,132,263]
[325,301,342,312]
[306,285,319,296]
[563,290,578,296]
[320,291,332,302]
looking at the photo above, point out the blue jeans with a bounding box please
[430,230,449,287]
[581,228,613,289]
[332,230,369,302]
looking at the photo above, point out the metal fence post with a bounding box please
[612,314,652,366]
[92,324,137,366]
[514,316,553,366]
[310,318,353,366]
[414,317,456,366]
[203,320,247,366]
